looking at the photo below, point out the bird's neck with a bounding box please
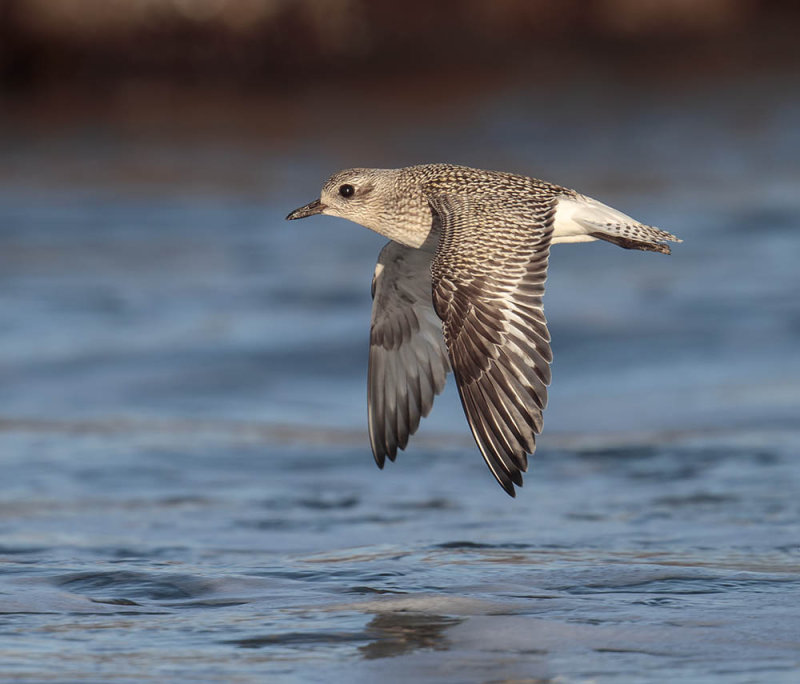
[363,190,437,251]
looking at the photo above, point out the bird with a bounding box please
[286,164,681,496]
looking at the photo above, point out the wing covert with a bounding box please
[429,192,556,496]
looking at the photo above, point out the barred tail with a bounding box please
[590,224,682,255]
[553,194,682,255]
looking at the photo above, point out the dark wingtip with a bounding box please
[372,449,386,469]
[497,476,518,497]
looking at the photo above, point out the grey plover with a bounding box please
[287,164,681,496]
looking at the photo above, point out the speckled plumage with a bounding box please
[287,163,681,496]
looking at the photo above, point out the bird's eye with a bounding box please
[339,184,355,198]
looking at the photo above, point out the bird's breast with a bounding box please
[363,205,439,252]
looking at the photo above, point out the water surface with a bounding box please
[1,70,799,681]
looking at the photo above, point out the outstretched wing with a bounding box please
[368,241,450,467]
[429,192,556,496]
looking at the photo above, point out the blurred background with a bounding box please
[1,2,800,681]
[2,0,799,436]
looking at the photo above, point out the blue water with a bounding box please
[1,70,799,681]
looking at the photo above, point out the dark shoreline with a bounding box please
[3,0,799,100]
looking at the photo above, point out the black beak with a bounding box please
[286,199,326,221]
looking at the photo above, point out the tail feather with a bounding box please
[553,194,682,255]
[589,231,673,255]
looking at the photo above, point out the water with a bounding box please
[1,70,800,681]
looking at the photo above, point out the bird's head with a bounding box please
[286,168,395,225]
[286,167,436,249]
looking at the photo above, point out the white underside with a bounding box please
[551,194,637,244]
[550,233,598,244]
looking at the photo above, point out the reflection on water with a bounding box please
[0,427,798,681]
[0,69,799,682]
[360,613,463,660]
